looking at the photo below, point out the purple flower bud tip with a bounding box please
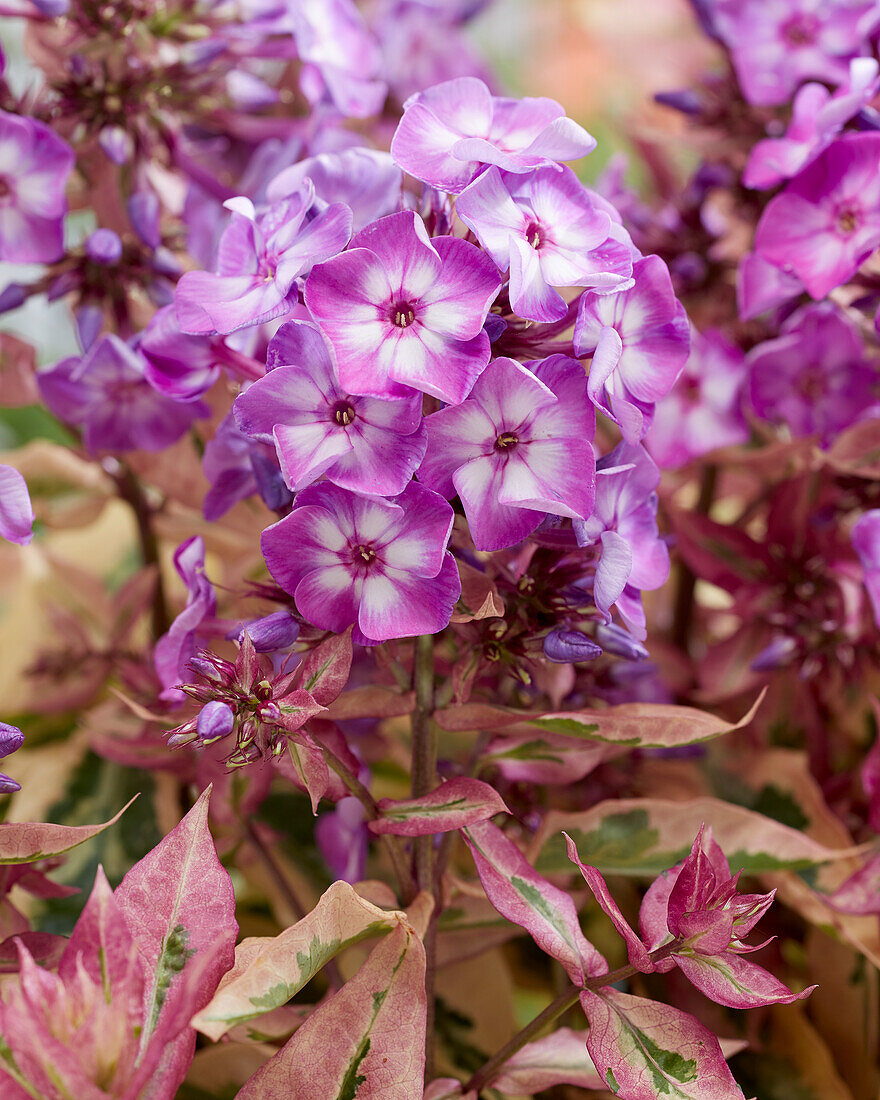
[86,229,123,265]
[595,623,649,661]
[257,701,282,724]
[31,0,69,14]
[0,284,26,313]
[197,701,235,742]
[233,610,300,653]
[654,89,702,115]
[98,125,133,166]
[751,636,798,672]
[543,629,603,664]
[0,775,21,794]
[0,723,24,758]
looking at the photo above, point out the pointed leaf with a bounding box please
[535,798,860,877]
[0,797,136,864]
[827,851,880,915]
[489,1028,604,1094]
[482,732,610,785]
[674,950,815,1010]
[436,693,764,748]
[298,628,353,706]
[463,820,605,986]
[370,778,509,837]
[326,687,415,720]
[192,880,406,1040]
[450,562,504,623]
[236,919,427,1100]
[580,988,746,1099]
[113,787,236,1093]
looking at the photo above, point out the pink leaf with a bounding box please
[297,627,353,706]
[0,796,136,864]
[483,732,610,785]
[827,851,880,914]
[193,880,406,1041]
[674,950,815,1010]
[564,833,654,973]
[463,819,605,985]
[282,736,331,814]
[370,778,509,836]
[113,787,236,1097]
[580,987,746,1099]
[488,1027,604,1093]
[236,920,427,1100]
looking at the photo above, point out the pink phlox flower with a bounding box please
[175,183,353,335]
[202,410,293,521]
[574,255,690,443]
[418,354,595,551]
[0,464,34,546]
[261,480,460,643]
[754,132,880,299]
[744,57,880,189]
[234,319,426,497]
[154,536,218,702]
[390,76,596,193]
[0,109,74,263]
[456,165,633,322]
[304,209,500,404]
[736,250,805,321]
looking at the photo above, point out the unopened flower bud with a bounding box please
[0,723,24,758]
[751,636,797,672]
[31,0,69,14]
[257,701,282,724]
[86,229,123,265]
[0,284,26,313]
[197,701,235,742]
[595,623,649,661]
[543,629,602,664]
[127,191,161,249]
[98,125,134,165]
[232,610,300,653]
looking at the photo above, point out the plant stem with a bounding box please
[464,943,679,1094]
[410,634,438,1080]
[113,463,170,639]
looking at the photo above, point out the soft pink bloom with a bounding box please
[261,481,460,643]
[754,133,880,299]
[456,165,632,322]
[0,465,34,545]
[391,77,596,193]
[304,210,500,403]
[736,250,804,321]
[234,320,426,496]
[419,355,595,551]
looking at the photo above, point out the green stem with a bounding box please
[410,634,437,1080]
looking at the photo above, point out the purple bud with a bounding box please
[543,629,603,664]
[75,305,103,351]
[257,701,282,724]
[654,89,702,116]
[0,774,21,794]
[98,125,134,166]
[483,312,508,342]
[46,272,78,301]
[0,723,24,758]
[151,246,181,279]
[0,284,26,313]
[250,449,294,513]
[127,191,161,249]
[232,610,300,653]
[751,636,798,672]
[86,229,123,265]
[196,701,235,742]
[595,623,649,661]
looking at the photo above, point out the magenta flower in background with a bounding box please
[315,797,369,883]
[736,250,804,321]
[744,58,880,190]
[574,442,669,639]
[754,133,880,299]
[293,0,387,118]
[713,0,880,106]
[390,76,596,193]
[140,306,222,402]
[0,109,74,263]
[852,510,880,629]
[647,330,750,468]
[305,210,500,403]
[266,148,403,233]
[37,335,206,453]
[0,722,24,793]
[574,255,690,442]
[456,165,632,322]
[747,303,878,445]
[419,354,595,551]
[234,320,426,496]
[154,536,217,700]
[202,411,293,522]
[0,464,34,545]
[261,481,460,643]
[175,186,353,335]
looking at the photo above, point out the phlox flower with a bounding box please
[736,251,804,321]
[647,330,749,468]
[304,209,500,404]
[713,0,880,107]
[261,481,460,643]
[202,411,293,521]
[37,335,206,453]
[175,185,352,335]
[574,255,690,442]
[455,165,633,322]
[390,76,596,193]
[754,133,880,299]
[154,537,217,701]
[574,443,669,640]
[0,109,74,263]
[0,464,34,546]
[747,302,878,445]
[744,58,880,190]
[418,354,595,551]
[852,510,880,629]
[234,320,426,497]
